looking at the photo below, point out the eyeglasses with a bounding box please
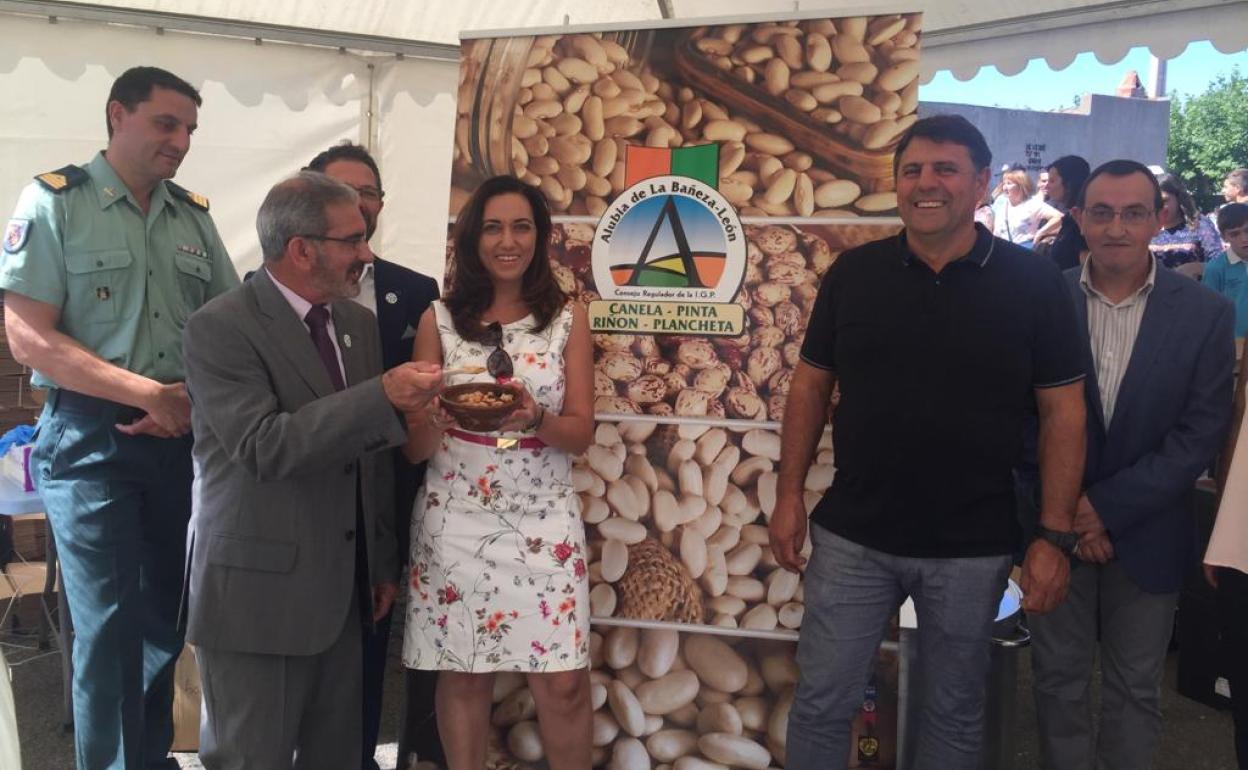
[1082,206,1155,226]
[296,233,369,247]
[348,185,384,202]
[482,322,514,379]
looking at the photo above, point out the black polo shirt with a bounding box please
[800,224,1084,557]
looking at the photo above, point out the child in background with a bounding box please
[1203,203,1248,338]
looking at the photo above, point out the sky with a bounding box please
[920,40,1248,111]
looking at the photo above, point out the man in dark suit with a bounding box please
[305,142,442,769]
[184,171,441,767]
[1029,159,1236,770]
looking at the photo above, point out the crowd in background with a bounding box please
[979,162,1248,332]
[4,61,1248,770]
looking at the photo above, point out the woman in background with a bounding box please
[993,168,1063,249]
[975,187,995,233]
[1151,172,1224,276]
[1044,155,1091,270]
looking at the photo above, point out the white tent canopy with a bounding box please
[2,0,1246,280]
[9,0,1245,80]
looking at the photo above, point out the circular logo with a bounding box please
[592,175,745,304]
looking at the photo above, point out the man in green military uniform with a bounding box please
[0,66,239,769]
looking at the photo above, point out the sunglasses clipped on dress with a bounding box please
[482,322,514,379]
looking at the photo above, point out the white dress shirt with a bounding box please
[1078,256,1157,423]
[266,267,347,382]
[352,262,377,315]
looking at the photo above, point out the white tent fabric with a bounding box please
[25,0,1248,80]
[2,1,1247,281]
[666,0,1248,80]
[0,12,454,277]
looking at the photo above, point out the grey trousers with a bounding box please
[1029,560,1178,770]
[195,600,363,770]
[787,526,1013,770]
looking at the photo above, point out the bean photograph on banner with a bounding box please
[441,10,920,769]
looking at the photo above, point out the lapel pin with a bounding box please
[103,186,116,198]
[342,334,353,349]
[385,292,398,305]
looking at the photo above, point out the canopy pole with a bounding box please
[1148,55,1167,98]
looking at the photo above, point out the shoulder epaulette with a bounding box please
[34,165,88,193]
[166,181,210,212]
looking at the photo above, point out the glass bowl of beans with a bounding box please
[439,383,520,432]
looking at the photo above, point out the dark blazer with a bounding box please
[373,257,439,370]
[1069,265,1235,594]
[371,256,439,563]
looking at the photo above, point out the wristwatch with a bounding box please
[1034,525,1080,556]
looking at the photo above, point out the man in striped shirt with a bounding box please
[1029,159,1236,770]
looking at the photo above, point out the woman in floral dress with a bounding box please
[403,175,594,770]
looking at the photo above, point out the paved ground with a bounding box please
[5,615,1239,770]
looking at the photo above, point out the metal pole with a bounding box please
[1148,54,1168,98]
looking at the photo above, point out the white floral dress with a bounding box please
[403,301,589,672]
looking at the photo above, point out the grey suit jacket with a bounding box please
[183,268,408,656]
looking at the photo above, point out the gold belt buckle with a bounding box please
[495,437,518,450]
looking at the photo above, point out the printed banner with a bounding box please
[450,15,923,217]
[483,631,899,769]
[446,11,922,769]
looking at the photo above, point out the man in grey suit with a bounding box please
[1029,159,1235,769]
[182,171,441,768]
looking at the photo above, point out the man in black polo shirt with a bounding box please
[770,115,1088,770]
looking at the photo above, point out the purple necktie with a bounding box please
[304,305,345,392]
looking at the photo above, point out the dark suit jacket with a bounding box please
[1069,265,1235,594]
[372,257,439,370]
[371,257,439,563]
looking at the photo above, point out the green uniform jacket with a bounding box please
[0,152,240,389]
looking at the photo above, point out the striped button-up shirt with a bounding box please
[1079,256,1157,423]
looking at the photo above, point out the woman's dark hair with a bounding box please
[1047,155,1090,210]
[444,175,565,343]
[1157,172,1201,229]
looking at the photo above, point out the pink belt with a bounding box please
[447,428,546,450]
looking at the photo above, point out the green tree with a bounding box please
[1167,69,1248,212]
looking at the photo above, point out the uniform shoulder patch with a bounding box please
[4,219,31,254]
[34,165,88,193]
[166,181,210,211]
